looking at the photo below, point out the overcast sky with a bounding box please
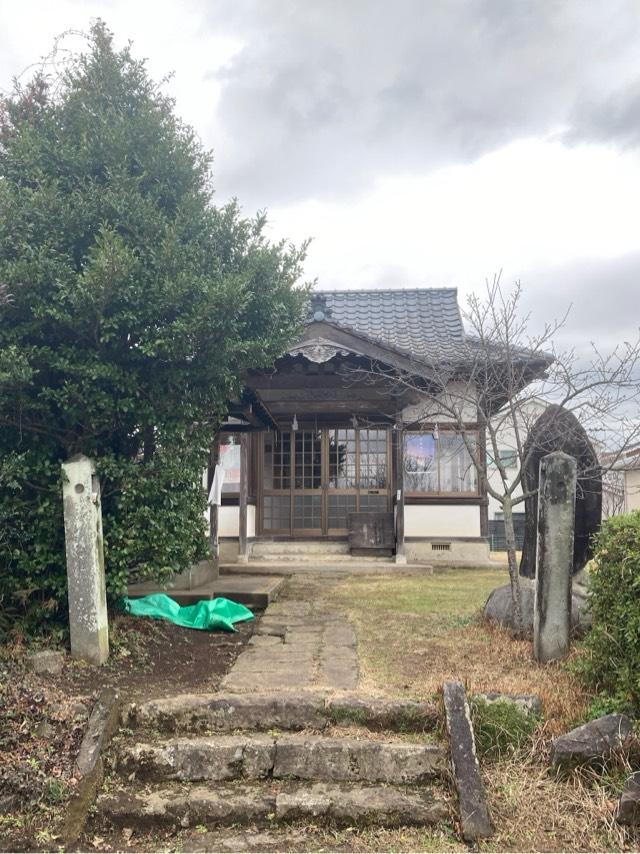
[1,0,640,348]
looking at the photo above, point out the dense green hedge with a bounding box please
[578,511,640,716]
[0,24,307,635]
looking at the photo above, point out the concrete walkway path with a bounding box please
[222,577,358,692]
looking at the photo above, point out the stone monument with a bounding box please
[520,405,601,578]
[533,451,577,663]
[62,454,109,665]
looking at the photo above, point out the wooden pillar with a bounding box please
[207,438,219,560]
[395,426,407,564]
[238,433,249,563]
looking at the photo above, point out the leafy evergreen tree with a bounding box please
[0,22,308,630]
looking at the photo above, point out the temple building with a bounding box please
[211,287,549,567]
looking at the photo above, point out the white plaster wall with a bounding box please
[625,469,640,512]
[404,504,481,537]
[487,398,548,519]
[219,506,237,537]
[402,382,478,425]
[217,505,255,538]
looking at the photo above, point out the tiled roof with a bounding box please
[311,287,467,362]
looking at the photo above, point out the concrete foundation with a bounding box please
[220,537,491,568]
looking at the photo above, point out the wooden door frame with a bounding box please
[257,426,393,537]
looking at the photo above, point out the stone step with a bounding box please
[251,555,392,564]
[221,562,426,576]
[98,781,450,829]
[116,734,447,784]
[127,574,284,609]
[251,541,351,556]
[123,691,440,735]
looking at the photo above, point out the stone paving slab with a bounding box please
[222,591,359,693]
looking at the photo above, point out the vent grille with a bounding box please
[431,543,451,552]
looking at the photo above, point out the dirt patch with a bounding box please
[57,611,256,701]
[0,611,256,851]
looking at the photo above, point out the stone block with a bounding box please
[118,736,276,782]
[484,579,589,635]
[475,692,542,717]
[126,692,328,734]
[76,687,121,777]
[442,680,492,841]
[28,650,64,676]
[276,782,449,826]
[616,772,640,826]
[550,713,634,773]
[273,736,446,783]
[98,784,277,828]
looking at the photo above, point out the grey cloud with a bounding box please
[567,81,640,148]
[518,253,640,352]
[203,0,640,205]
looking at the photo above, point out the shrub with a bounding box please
[470,696,538,758]
[576,511,640,716]
[0,23,308,633]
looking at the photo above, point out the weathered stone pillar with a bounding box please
[533,451,577,663]
[62,455,109,665]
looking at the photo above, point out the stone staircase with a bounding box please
[249,540,389,562]
[222,539,415,577]
[96,691,452,832]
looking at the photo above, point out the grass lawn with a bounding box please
[318,568,638,853]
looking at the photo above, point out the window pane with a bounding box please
[328,429,356,488]
[219,435,241,493]
[263,431,291,490]
[404,433,437,492]
[440,433,477,493]
[293,495,321,529]
[359,429,388,488]
[328,494,357,528]
[263,495,290,530]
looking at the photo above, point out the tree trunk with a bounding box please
[501,497,523,634]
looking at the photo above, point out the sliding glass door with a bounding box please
[260,427,391,536]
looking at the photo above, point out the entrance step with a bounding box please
[123,691,440,735]
[98,781,450,829]
[127,574,284,609]
[221,562,433,576]
[116,734,447,784]
[251,540,351,558]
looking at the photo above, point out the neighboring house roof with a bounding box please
[603,442,640,471]
[310,288,466,362]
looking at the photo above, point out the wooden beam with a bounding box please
[238,433,249,563]
[208,438,219,561]
[395,427,406,564]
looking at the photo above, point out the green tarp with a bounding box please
[122,593,254,632]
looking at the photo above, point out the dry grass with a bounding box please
[316,568,640,852]
[483,754,632,852]
[325,568,589,733]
